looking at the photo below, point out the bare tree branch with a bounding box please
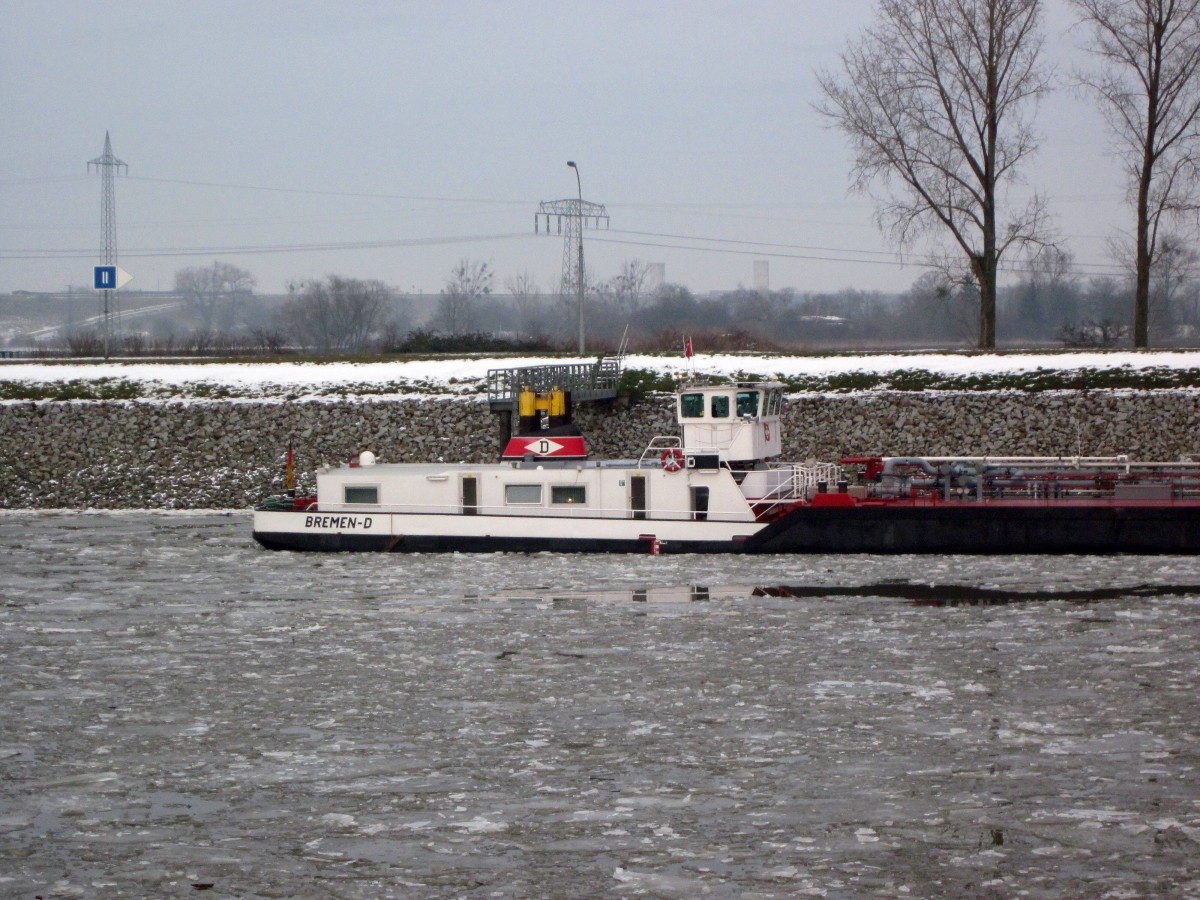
[437,259,493,335]
[816,0,1051,348]
[174,261,255,335]
[1072,0,1200,346]
[503,271,545,337]
[608,259,651,314]
[281,276,390,353]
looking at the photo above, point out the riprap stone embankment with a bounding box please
[1,391,1196,509]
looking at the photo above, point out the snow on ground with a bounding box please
[2,350,1200,392]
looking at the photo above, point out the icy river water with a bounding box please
[2,512,1199,898]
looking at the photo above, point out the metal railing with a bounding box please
[740,462,845,520]
[486,356,622,410]
[638,435,683,467]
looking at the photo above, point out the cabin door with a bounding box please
[630,475,647,520]
[461,475,478,515]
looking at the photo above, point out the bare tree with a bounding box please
[436,259,493,334]
[816,0,1051,348]
[1010,246,1080,337]
[64,329,102,357]
[503,270,544,336]
[609,259,651,314]
[249,327,288,355]
[174,261,255,334]
[1071,0,1200,348]
[1083,273,1133,323]
[902,270,978,343]
[280,276,391,353]
[1150,232,1198,340]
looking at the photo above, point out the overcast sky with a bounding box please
[1,0,1128,298]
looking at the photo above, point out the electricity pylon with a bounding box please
[88,131,128,358]
[536,188,608,354]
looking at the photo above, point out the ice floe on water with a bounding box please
[0,511,1198,896]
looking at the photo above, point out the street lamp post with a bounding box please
[567,160,585,355]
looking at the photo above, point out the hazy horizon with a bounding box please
[2,1,1133,299]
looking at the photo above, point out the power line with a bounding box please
[126,174,532,207]
[0,174,90,187]
[0,231,531,260]
[3,166,1133,280]
[612,228,907,259]
[590,232,914,268]
[589,230,1130,278]
[1,226,1131,278]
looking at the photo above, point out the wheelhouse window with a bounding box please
[710,395,730,418]
[680,392,705,418]
[551,485,586,505]
[736,390,760,417]
[505,484,542,505]
[344,485,379,504]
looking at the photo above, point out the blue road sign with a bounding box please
[94,266,116,289]
[93,265,131,290]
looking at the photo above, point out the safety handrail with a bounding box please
[737,462,844,518]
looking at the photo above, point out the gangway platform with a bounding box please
[486,356,622,412]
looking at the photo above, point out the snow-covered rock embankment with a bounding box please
[0,391,1197,509]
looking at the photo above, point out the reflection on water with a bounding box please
[754,581,1200,606]
[472,584,735,605]
[1,511,1199,898]
[483,581,1200,608]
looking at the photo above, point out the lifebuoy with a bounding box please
[660,448,685,473]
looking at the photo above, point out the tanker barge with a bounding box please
[252,381,1200,554]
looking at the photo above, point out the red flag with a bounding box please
[684,335,693,359]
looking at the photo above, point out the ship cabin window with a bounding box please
[680,392,705,418]
[736,390,760,418]
[551,485,586,505]
[710,394,730,418]
[344,485,379,504]
[505,484,542,505]
[767,390,782,415]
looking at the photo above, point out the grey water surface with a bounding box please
[1,512,1198,898]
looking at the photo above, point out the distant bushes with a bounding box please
[380,330,558,354]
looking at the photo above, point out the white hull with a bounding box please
[252,506,762,553]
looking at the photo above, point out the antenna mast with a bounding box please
[88,131,128,357]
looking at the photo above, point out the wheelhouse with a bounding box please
[676,382,784,464]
